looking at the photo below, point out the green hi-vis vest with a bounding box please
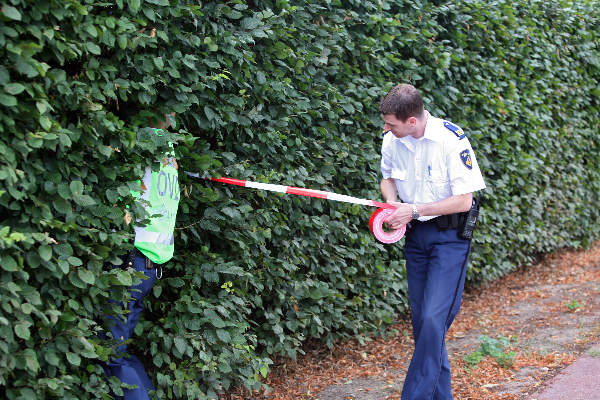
[133,158,180,264]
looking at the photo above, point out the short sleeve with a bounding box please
[446,138,486,195]
[380,132,394,179]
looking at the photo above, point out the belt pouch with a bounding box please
[436,215,450,230]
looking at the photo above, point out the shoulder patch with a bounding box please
[460,149,473,169]
[443,121,465,140]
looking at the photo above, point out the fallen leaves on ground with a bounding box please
[224,241,600,400]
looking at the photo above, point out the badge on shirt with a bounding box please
[460,149,473,169]
[443,121,465,139]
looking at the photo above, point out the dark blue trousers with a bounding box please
[401,221,470,400]
[103,254,157,400]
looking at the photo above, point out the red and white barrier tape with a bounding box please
[186,173,405,244]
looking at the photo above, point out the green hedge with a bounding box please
[1,0,598,398]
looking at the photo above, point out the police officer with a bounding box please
[103,114,180,400]
[378,84,486,400]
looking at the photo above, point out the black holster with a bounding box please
[435,212,463,230]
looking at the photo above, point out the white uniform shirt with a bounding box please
[380,112,486,220]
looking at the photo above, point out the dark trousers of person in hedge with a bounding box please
[103,253,159,400]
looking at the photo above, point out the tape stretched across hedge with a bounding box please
[0,0,598,398]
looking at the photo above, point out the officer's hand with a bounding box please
[384,202,412,230]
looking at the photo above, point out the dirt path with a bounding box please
[227,241,600,400]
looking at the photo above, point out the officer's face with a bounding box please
[382,114,416,138]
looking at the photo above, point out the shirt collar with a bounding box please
[422,111,444,142]
[396,111,440,151]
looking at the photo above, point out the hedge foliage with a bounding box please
[1,0,598,398]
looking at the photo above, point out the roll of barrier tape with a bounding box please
[369,208,406,244]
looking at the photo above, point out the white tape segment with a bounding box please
[186,173,406,244]
[245,181,288,193]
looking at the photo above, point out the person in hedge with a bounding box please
[102,113,179,400]
[378,84,486,400]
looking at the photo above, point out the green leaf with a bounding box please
[67,256,82,266]
[85,42,101,55]
[70,181,84,196]
[0,93,17,106]
[256,71,266,85]
[58,259,70,275]
[69,273,85,289]
[218,361,232,373]
[1,255,18,271]
[153,57,164,70]
[117,34,128,49]
[58,183,71,199]
[21,303,34,314]
[44,351,60,367]
[1,5,21,21]
[39,115,52,130]
[115,270,132,286]
[85,25,97,38]
[0,66,8,85]
[216,329,231,343]
[129,0,140,13]
[66,352,81,366]
[241,17,260,30]
[54,243,73,257]
[53,198,72,214]
[59,133,72,147]
[15,57,38,77]
[24,349,40,373]
[78,268,95,285]
[73,194,96,206]
[146,0,169,5]
[221,207,241,220]
[14,323,30,340]
[6,282,21,294]
[204,310,226,328]
[204,106,216,121]
[260,364,268,378]
[5,83,25,95]
[39,245,52,261]
[36,101,48,114]
[167,67,180,78]
[174,336,186,353]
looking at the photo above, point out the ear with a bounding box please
[407,116,418,126]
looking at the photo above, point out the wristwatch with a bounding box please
[411,204,420,220]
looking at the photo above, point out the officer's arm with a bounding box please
[380,178,398,202]
[417,192,473,217]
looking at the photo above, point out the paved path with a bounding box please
[531,343,600,400]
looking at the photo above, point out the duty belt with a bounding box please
[409,212,466,231]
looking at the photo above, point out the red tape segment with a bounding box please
[212,177,247,187]
[190,174,405,244]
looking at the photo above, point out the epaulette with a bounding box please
[443,121,465,140]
